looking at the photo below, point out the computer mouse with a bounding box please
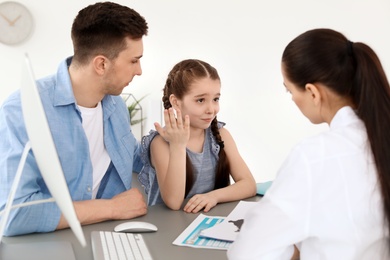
[114,221,158,233]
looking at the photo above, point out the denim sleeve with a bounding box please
[0,95,61,236]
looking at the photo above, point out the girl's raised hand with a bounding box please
[154,108,190,146]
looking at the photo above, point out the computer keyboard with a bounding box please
[91,231,153,260]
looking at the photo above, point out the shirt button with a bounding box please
[87,186,92,192]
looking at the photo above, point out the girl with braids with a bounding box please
[138,59,256,213]
[228,28,390,260]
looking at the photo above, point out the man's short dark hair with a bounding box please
[71,2,148,65]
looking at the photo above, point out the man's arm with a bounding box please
[56,188,147,229]
[0,95,64,236]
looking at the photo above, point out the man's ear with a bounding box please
[169,94,179,109]
[305,83,321,106]
[93,55,107,76]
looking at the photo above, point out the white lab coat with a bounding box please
[227,106,388,260]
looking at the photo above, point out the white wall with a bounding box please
[1,0,389,182]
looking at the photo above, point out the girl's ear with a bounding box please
[305,83,321,106]
[169,94,179,109]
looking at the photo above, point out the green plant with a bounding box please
[122,93,148,126]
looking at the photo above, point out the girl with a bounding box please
[139,59,256,213]
[228,28,390,259]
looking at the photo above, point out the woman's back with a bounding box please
[298,107,386,258]
[228,28,390,260]
[228,107,388,259]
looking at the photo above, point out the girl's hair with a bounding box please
[162,59,231,196]
[282,28,390,246]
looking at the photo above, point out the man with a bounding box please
[0,2,148,236]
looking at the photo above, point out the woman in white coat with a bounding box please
[227,28,390,260]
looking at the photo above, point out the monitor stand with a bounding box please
[0,142,54,242]
[0,142,32,242]
[0,142,76,259]
[0,241,76,260]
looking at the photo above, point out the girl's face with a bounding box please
[175,77,221,130]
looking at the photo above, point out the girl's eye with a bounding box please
[197,98,205,103]
[132,59,139,64]
[214,97,220,102]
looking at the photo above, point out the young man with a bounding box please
[0,2,148,236]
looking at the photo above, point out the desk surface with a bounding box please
[2,196,260,260]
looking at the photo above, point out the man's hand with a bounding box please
[110,188,147,219]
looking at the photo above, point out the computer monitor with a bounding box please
[0,54,86,247]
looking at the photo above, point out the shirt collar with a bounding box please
[52,56,117,117]
[329,106,360,130]
[53,56,76,107]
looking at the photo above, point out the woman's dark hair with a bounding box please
[282,28,390,246]
[162,59,231,197]
[71,2,148,65]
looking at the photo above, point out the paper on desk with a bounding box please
[172,214,232,250]
[199,200,256,242]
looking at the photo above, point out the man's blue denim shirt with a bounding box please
[0,57,143,236]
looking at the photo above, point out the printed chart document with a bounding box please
[199,201,256,242]
[172,214,232,250]
[173,201,257,250]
